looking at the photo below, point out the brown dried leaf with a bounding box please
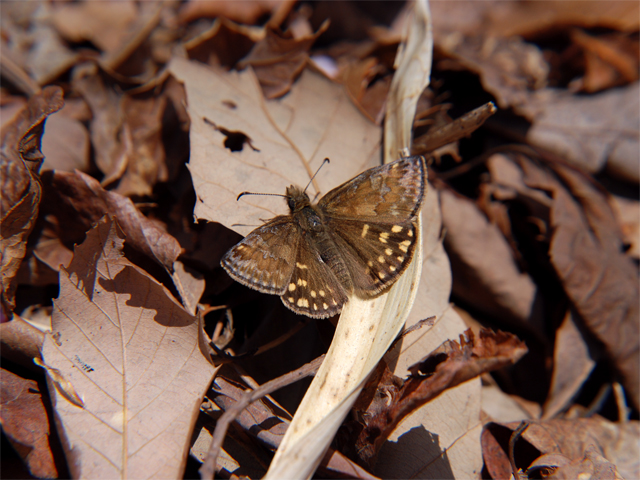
[1,2,79,87]
[483,417,639,480]
[431,1,640,40]
[525,83,640,183]
[178,0,283,26]
[73,66,170,196]
[342,57,390,124]
[435,29,639,181]
[356,329,527,466]
[570,30,640,93]
[51,0,138,54]
[520,159,640,410]
[41,111,91,173]
[543,310,596,419]
[440,187,540,328]
[40,170,181,272]
[41,217,215,479]
[436,34,549,113]
[238,22,329,99]
[545,445,625,480]
[0,368,58,478]
[185,18,259,69]
[0,315,44,366]
[0,86,63,313]
[168,57,381,236]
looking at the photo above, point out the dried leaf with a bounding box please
[521,159,640,410]
[73,67,170,196]
[356,329,527,466]
[0,368,58,478]
[51,1,138,54]
[238,21,329,99]
[168,57,381,237]
[185,18,260,69]
[525,83,640,183]
[265,2,436,479]
[545,445,625,480]
[483,417,639,480]
[543,310,596,419]
[41,217,215,479]
[40,170,181,272]
[0,314,44,366]
[0,86,63,313]
[178,0,283,26]
[570,30,639,93]
[41,110,90,173]
[342,57,391,124]
[440,187,539,327]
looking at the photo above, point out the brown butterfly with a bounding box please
[221,156,426,318]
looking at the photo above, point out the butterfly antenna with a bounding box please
[303,158,330,194]
[236,191,287,201]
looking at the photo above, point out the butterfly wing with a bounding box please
[221,216,300,295]
[324,218,418,297]
[317,156,425,223]
[280,236,349,318]
[317,155,425,297]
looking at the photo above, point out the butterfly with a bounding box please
[221,155,426,318]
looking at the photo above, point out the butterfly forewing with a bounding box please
[221,217,299,295]
[318,156,425,222]
[280,238,348,318]
[326,218,418,296]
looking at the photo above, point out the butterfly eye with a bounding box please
[288,198,296,210]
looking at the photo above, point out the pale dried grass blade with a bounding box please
[264,1,433,478]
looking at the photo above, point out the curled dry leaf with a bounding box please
[0,86,63,313]
[185,18,260,69]
[40,170,181,272]
[34,356,84,408]
[238,21,329,99]
[435,27,639,182]
[1,2,79,88]
[341,57,392,124]
[355,329,527,466]
[41,217,215,479]
[41,111,91,173]
[0,368,59,478]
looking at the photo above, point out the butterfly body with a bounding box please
[221,156,426,318]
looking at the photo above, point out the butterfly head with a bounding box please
[285,185,311,213]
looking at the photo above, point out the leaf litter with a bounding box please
[0,1,638,479]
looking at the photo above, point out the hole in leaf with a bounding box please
[203,118,259,152]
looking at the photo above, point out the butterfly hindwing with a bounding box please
[280,237,348,318]
[325,217,419,297]
[221,216,299,295]
[317,156,425,223]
